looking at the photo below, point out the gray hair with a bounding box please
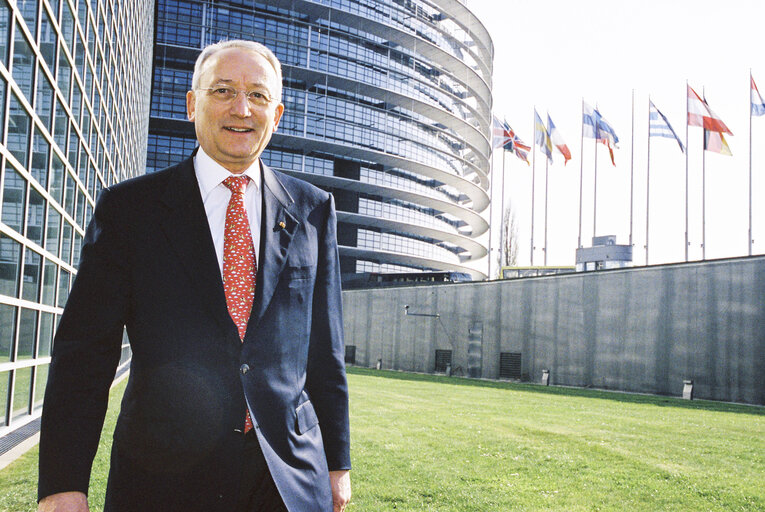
[191,40,283,101]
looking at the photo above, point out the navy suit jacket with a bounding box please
[38,155,351,511]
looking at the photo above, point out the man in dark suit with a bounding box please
[37,40,351,512]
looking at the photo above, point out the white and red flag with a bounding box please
[687,85,732,134]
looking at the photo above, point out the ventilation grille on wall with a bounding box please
[499,352,522,379]
[435,349,452,372]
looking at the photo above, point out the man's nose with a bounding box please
[229,91,252,117]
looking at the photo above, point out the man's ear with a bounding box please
[272,103,285,132]
[186,90,196,121]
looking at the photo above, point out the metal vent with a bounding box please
[499,352,522,379]
[344,345,356,365]
[435,349,452,373]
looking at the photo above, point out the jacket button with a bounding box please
[240,364,250,375]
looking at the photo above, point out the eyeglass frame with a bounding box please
[195,85,279,107]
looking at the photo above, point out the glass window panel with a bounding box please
[22,248,41,301]
[68,130,80,172]
[53,99,68,150]
[17,307,36,359]
[57,267,69,307]
[57,46,72,102]
[7,92,31,167]
[0,371,8,424]
[38,311,53,357]
[60,220,72,265]
[0,1,9,67]
[34,362,49,410]
[31,128,51,188]
[17,0,38,33]
[41,258,56,306]
[45,206,61,255]
[0,303,15,363]
[75,187,85,226]
[12,22,35,100]
[25,186,45,246]
[49,153,65,204]
[71,82,82,125]
[39,6,57,70]
[61,2,75,51]
[36,72,55,131]
[12,366,33,420]
[0,234,22,297]
[72,231,82,267]
[1,166,26,234]
[64,171,76,218]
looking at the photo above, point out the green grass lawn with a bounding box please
[1,368,763,511]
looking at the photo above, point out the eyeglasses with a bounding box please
[197,85,276,107]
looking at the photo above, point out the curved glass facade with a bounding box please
[0,0,153,433]
[148,0,493,280]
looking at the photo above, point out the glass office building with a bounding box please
[148,0,493,281]
[0,0,153,436]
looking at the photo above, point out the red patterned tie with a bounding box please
[222,175,256,434]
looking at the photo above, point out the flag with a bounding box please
[547,114,571,164]
[534,109,553,164]
[752,75,765,116]
[687,85,732,134]
[583,102,619,165]
[492,115,513,149]
[704,129,732,156]
[649,100,685,152]
[502,123,531,164]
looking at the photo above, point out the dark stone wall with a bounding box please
[342,256,765,405]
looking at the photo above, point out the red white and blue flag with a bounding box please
[752,75,765,117]
[547,114,571,164]
[503,123,531,164]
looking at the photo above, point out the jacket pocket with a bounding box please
[295,400,319,435]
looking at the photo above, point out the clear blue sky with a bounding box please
[468,0,765,271]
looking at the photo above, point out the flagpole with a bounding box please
[544,147,549,266]
[578,99,584,249]
[629,89,635,249]
[593,108,599,239]
[530,108,536,266]
[646,97,652,265]
[685,80,690,262]
[488,146,495,278]
[702,87,706,261]
[750,69,754,256]
[500,149,508,271]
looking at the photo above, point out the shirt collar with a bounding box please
[194,146,261,201]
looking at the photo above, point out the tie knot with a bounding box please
[223,175,249,195]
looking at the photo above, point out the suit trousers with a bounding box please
[237,430,289,512]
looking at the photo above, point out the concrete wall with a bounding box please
[342,256,765,405]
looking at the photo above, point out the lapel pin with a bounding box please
[278,221,286,230]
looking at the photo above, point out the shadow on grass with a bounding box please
[346,366,764,416]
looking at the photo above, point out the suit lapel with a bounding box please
[159,157,233,332]
[250,162,299,331]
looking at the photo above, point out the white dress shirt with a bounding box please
[194,147,262,275]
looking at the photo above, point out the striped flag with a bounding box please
[547,114,571,164]
[502,123,531,164]
[687,85,732,134]
[583,102,619,165]
[752,75,765,116]
[534,109,553,164]
[649,100,685,152]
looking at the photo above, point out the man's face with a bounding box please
[186,48,284,174]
